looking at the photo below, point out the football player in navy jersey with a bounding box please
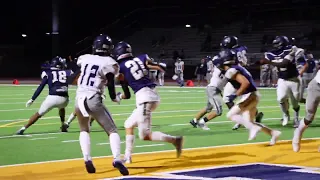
[260,36,301,127]
[216,49,281,144]
[220,36,264,130]
[113,42,183,164]
[16,56,72,135]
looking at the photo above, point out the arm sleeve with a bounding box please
[120,80,131,99]
[31,76,48,100]
[106,73,116,100]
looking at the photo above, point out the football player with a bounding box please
[220,36,264,130]
[16,57,71,135]
[260,64,271,87]
[296,51,316,103]
[218,49,281,144]
[158,59,166,86]
[206,56,214,84]
[173,58,184,87]
[260,36,301,127]
[189,55,228,130]
[292,62,320,152]
[113,41,183,164]
[72,34,129,175]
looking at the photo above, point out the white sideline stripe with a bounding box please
[62,140,79,143]
[29,137,56,141]
[0,105,282,122]
[96,141,125,145]
[135,144,164,148]
[1,137,319,168]
[0,116,306,140]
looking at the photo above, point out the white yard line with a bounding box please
[135,144,164,148]
[0,137,319,168]
[29,137,56,141]
[61,140,79,143]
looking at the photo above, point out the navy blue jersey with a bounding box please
[119,56,156,93]
[265,45,298,79]
[224,65,257,95]
[232,46,248,65]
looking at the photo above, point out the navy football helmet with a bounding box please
[272,36,288,50]
[220,36,239,49]
[50,56,65,70]
[92,34,114,56]
[219,49,237,65]
[113,41,133,60]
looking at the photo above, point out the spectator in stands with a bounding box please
[194,58,207,86]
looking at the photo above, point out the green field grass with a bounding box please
[0,85,319,166]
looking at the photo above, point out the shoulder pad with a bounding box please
[225,68,238,79]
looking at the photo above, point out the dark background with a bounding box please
[0,0,319,78]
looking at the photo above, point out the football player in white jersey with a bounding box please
[72,34,129,175]
[190,55,228,130]
[173,58,184,87]
[206,56,214,84]
[292,68,320,152]
[158,59,166,86]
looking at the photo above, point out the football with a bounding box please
[116,73,125,81]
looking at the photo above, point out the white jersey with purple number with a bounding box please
[76,54,119,99]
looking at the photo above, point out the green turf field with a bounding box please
[0,85,318,166]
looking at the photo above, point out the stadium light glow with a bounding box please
[21,34,27,37]
[46,32,51,35]
[185,24,191,28]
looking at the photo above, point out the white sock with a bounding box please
[230,114,253,129]
[125,135,135,158]
[20,126,26,130]
[193,118,198,123]
[79,131,91,161]
[199,118,205,124]
[279,101,289,116]
[67,113,76,125]
[298,119,308,131]
[150,131,175,143]
[109,133,121,160]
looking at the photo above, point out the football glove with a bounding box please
[26,99,34,107]
[113,92,122,104]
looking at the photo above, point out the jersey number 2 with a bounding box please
[52,71,67,83]
[125,58,147,80]
[80,64,99,86]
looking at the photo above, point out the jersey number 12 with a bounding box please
[80,64,99,86]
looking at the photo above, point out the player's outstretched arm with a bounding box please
[146,60,165,72]
[106,72,117,100]
[31,77,48,101]
[119,80,131,99]
[67,69,80,85]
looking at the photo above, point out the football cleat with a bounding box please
[16,129,25,135]
[198,121,210,130]
[173,136,183,158]
[85,160,96,174]
[232,123,241,130]
[113,160,129,176]
[270,130,281,146]
[189,120,197,128]
[60,124,68,132]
